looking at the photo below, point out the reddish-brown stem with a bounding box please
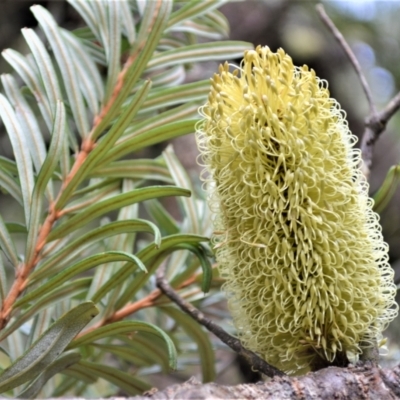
[77,275,199,338]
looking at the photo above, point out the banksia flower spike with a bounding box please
[196,46,398,375]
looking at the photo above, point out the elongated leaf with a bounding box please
[0,258,6,311]
[169,244,212,292]
[87,180,139,303]
[2,49,53,130]
[6,222,27,234]
[61,30,104,115]
[0,94,35,225]
[125,102,199,138]
[150,64,186,87]
[204,9,230,37]
[0,156,18,176]
[90,159,172,182]
[163,306,215,382]
[61,362,97,384]
[0,214,19,268]
[68,320,177,370]
[101,119,197,166]
[167,0,225,28]
[147,41,252,70]
[75,361,150,395]
[67,0,101,43]
[90,343,153,367]
[115,235,208,308]
[0,169,23,205]
[120,0,136,45]
[1,74,47,179]
[25,101,65,265]
[17,352,81,399]
[92,0,121,101]
[163,145,199,234]
[56,80,152,210]
[144,199,180,236]
[117,334,171,372]
[90,0,172,139]
[49,186,190,241]
[21,28,62,119]
[140,80,210,114]
[169,19,226,40]
[30,219,161,283]
[16,252,145,307]
[0,278,91,342]
[373,165,400,213]
[0,302,98,393]
[31,5,90,138]
[6,328,25,363]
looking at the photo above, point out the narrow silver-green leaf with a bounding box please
[166,242,213,293]
[147,41,253,70]
[203,9,230,37]
[90,343,152,367]
[68,320,177,370]
[126,102,199,138]
[90,159,172,182]
[120,0,136,45]
[140,80,210,114]
[167,0,225,28]
[90,0,172,139]
[21,28,62,118]
[101,119,197,166]
[0,256,7,306]
[56,80,152,210]
[61,30,104,115]
[5,223,27,234]
[0,302,98,393]
[92,0,121,101]
[144,199,180,235]
[31,5,90,138]
[49,186,190,241]
[163,306,216,382]
[0,278,91,342]
[61,363,97,384]
[0,156,18,175]
[17,252,145,307]
[67,0,101,43]
[25,101,65,265]
[17,352,81,399]
[163,145,199,234]
[115,235,208,307]
[30,219,161,284]
[1,74,47,179]
[0,168,22,205]
[373,165,400,213]
[0,214,19,268]
[75,361,150,395]
[150,65,186,88]
[2,49,53,130]
[0,94,35,225]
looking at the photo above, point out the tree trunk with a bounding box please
[136,363,400,400]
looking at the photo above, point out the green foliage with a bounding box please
[0,0,252,397]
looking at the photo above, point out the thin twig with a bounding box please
[156,270,285,378]
[316,3,400,180]
[316,4,376,116]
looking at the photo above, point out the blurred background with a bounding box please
[0,0,399,387]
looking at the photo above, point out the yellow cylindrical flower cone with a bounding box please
[196,46,398,375]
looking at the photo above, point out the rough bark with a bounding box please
[134,363,400,400]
